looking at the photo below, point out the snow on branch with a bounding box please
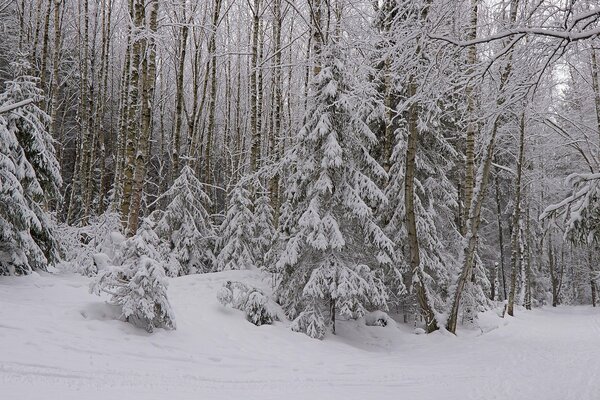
[431,9,600,47]
[0,98,35,114]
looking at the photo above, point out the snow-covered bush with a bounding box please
[59,212,123,276]
[90,219,175,332]
[217,281,276,326]
[290,306,326,339]
[365,310,393,327]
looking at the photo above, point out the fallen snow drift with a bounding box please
[1,270,599,400]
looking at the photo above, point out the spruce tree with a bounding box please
[155,165,215,275]
[215,185,255,271]
[91,219,175,332]
[275,45,395,339]
[253,192,276,269]
[0,58,61,275]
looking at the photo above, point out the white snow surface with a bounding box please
[1,270,599,400]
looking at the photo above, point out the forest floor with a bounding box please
[1,269,599,400]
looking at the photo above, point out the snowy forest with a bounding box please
[2,0,600,397]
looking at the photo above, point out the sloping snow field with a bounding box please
[1,270,599,400]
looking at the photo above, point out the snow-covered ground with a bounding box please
[1,270,599,400]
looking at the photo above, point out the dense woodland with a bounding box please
[2,0,600,336]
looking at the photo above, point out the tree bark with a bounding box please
[507,112,526,317]
[127,0,159,234]
[494,170,508,300]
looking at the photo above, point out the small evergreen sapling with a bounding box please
[91,219,175,332]
[155,165,215,275]
[215,186,255,271]
[217,280,276,326]
[253,192,276,268]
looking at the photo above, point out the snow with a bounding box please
[1,270,599,400]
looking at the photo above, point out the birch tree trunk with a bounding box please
[447,0,519,334]
[249,0,262,175]
[462,0,479,235]
[119,0,144,228]
[127,0,159,234]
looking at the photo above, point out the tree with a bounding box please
[91,219,176,333]
[0,57,61,275]
[253,192,276,269]
[155,165,215,275]
[215,185,255,271]
[275,45,395,339]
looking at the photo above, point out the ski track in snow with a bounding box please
[1,270,599,400]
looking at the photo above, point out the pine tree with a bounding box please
[275,45,395,339]
[253,192,276,269]
[91,219,175,333]
[215,185,255,271]
[0,57,61,275]
[155,165,215,275]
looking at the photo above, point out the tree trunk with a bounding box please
[447,0,519,334]
[119,0,145,228]
[249,0,262,175]
[494,170,508,300]
[462,0,478,235]
[172,0,189,181]
[127,0,159,235]
[269,0,283,218]
[507,112,526,317]
[204,0,223,186]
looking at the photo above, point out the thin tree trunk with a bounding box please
[494,169,508,300]
[49,0,62,140]
[447,0,520,334]
[462,0,478,235]
[404,1,438,333]
[249,0,262,175]
[204,0,223,185]
[172,0,189,180]
[507,111,526,317]
[39,0,52,110]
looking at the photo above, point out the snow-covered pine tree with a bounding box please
[0,57,62,275]
[155,165,215,275]
[275,44,395,339]
[215,185,255,271]
[253,192,276,269]
[91,219,175,332]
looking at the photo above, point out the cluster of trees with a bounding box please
[2,0,600,337]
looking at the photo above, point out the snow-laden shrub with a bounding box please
[245,291,274,326]
[217,281,276,326]
[90,219,176,333]
[291,306,326,339]
[59,212,123,276]
[365,310,393,327]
